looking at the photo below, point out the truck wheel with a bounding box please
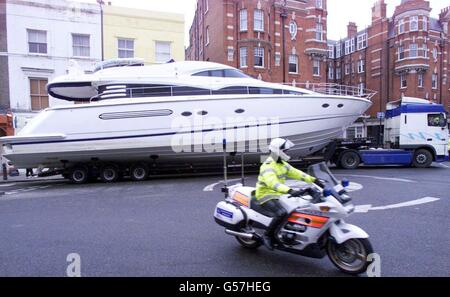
[412,149,433,168]
[100,165,119,183]
[68,166,88,184]
[130,163,149,181]
[339,151,361,169]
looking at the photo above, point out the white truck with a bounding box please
[331,97,449,169]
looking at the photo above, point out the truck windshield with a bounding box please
[428,114,447,128]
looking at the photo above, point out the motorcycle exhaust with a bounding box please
[225,229,255,240]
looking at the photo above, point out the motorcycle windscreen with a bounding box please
[307,162,339,186]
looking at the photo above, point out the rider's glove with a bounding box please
[303,175,316,184]
[288,189,304,197]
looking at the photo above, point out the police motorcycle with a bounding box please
[214,160,374,275]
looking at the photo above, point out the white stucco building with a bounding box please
[5,0,101,131]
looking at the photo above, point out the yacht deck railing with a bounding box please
[91,83,377,102]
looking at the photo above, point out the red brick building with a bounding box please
[328,0,450,137]
[187,0,450,139]
[186,0,329,85]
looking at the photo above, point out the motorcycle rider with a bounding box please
[256,138,316,250]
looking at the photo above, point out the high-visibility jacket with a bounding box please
[255,157,315,205]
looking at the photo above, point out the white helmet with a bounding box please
[269,138,295,162]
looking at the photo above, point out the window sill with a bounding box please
[254,66,265,69]
[28,53,48,57]
[72,56,91,60]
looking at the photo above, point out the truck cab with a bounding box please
[333,97,449,169]
[384,97,449,166]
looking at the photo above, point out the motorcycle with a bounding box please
[213,162,374,275]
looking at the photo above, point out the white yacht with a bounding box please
[1,60,373,179]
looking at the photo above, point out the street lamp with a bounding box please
[97,0,105,61]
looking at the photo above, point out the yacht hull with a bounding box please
[2,94,371,169]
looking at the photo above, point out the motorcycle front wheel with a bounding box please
[327,238,374,275]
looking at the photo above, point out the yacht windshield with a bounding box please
[192,69,250,78]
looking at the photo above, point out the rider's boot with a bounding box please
[262,234,274,250]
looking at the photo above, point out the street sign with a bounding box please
[377,112,385,120]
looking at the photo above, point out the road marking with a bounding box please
[203,178,244,192]
[337,174,415,183]
[346,182,363,192]
[3,185,51,196]
[436,163,450,169]
[0,183,16,187]
[355,197,440,213]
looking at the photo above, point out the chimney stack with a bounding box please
[372,0,387,22]
[347,22,358,38]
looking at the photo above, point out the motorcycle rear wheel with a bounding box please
[235,236,262,249]
[327,238,374,275]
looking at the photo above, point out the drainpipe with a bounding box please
[280,10,288,84]
[97,0,105,61]
[439,39,444,105]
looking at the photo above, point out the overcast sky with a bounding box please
[74,0,449,46]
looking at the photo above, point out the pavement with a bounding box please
[0,162,449,277]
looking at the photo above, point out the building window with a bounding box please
[30,78,49,111]
[240,47,247,68]
[254,9,264,32]
[336,67,341,79]
[205,27,210,46]
[358,82,365,95]
[316,22,323,41]
[227,48,234,62]
[274,52,281,67]
[240,9,248,32]
[118,38,134,58]
[328,66,334,80]
[336,44,342,58]
[345,40,350,55]
[345,63,350,75]
[313,59,320,76]
[432,48,438,60]
[400,73,407,89]
[289,55,298,73]
[27,29,47,54]
[418,73,424,88]
[350,38,355,53]
[357,60,365,73]
[409,43,418,58]
[254,47,264,67]
[316,0,323,9]
[432,74,438,89]
[421,44,428,58]
[398,46,405,60]
[328,45,334,59]
[357,33,367,50]
[155,41,171,63]
[72,34,90,57]
[422,17,428,31]
[399,19,405,34]
[410,16,418,31]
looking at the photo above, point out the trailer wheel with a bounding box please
[130,163,149,181]
[412,149,433,168]
[68,166,89,184]
[339,151,361,169]
[100,165,120,183]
